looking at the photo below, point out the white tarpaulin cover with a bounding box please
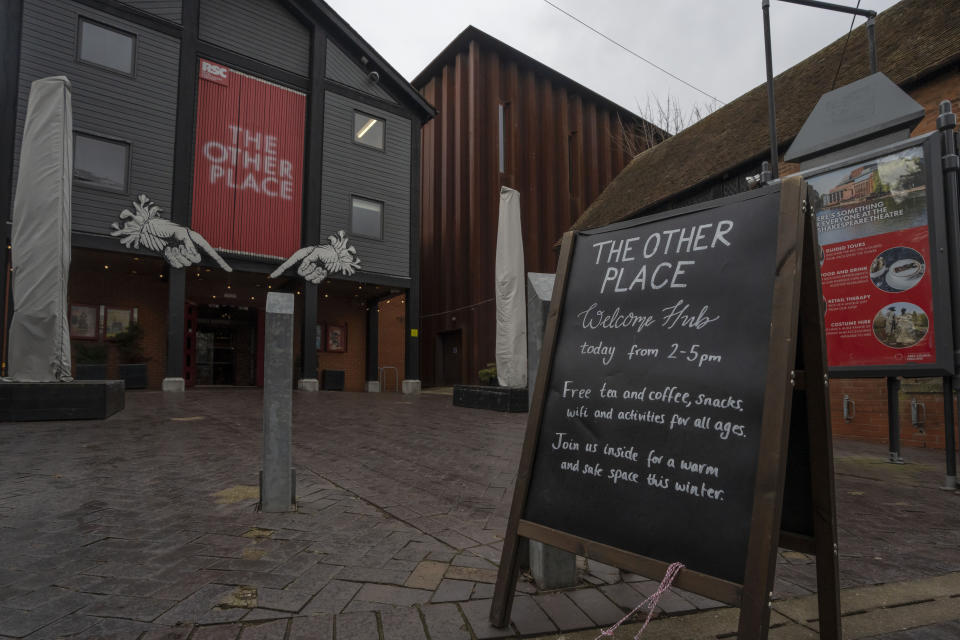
[8,76,73,382]
[495,187,526,388]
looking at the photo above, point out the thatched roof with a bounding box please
[571,0,960,232]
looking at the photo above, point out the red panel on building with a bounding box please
[191,59,305,259]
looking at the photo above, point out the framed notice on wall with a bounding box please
[327,324,346,352]
[69,304,99,340]
[805,134,954,377]
[104,307,133,339]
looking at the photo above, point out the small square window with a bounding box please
[353,112,385,150]
[351,197,383,239]
[78,19,136,75]
[74,133,129,192]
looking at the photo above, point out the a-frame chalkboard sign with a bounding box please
[490,177,842,639]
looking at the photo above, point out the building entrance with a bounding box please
[195,305,260,386]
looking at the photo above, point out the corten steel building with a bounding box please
[0,0,435,392]
[570,0,960,451]
[413,26,662,387]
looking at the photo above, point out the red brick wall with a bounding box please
[68,258,168,389]
[830,378,960,451]
[909,68,960,136]
[377,294,406,391]
[316,295,366,392]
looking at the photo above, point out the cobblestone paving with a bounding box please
[0,390,958,639]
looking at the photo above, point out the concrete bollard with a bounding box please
[261,292,296,512]
[526,272,577,589]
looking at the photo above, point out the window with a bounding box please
[498,103,510,173]
[74,133,129,192]
[78,19,136,75]
[351,197,383,239]
[353,112,385,150]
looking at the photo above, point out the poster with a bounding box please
[105,307,132,339]
[70,304,99,340]
[809,145,934,368]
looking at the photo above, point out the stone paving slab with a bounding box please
[0,391,959,638]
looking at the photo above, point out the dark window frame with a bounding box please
[73,131,132,194]
[352,110,386,152]
[349,194,384,241]
[76,17,138,78]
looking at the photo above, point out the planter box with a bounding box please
[118,363,148,390]
[322,370,345,391]
[75,364,107,380]
[453,385,528,412]
[0,380,125,421]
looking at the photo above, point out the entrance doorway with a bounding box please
[195,305,259,386]
[438,329,463,386]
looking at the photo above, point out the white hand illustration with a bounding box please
[110,195,232,271]
[270,230,361,284]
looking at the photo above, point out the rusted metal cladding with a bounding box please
[191,59,305,260]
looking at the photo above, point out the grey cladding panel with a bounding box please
[14,0,179,237]
[326,40,397,105]
[118,0,182,23]
[199,0,309,77]
[321,91,410,278]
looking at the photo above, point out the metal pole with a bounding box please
[778,0,875,17]
[887,377,903,464]
[776,1,879,73]
[942,377,957,489]
[866,17,878,73]
[261,292,295,512]
[938,101,960,488]
[762,0,779,179]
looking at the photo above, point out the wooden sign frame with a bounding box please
[490,177,841,639]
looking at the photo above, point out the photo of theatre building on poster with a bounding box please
[809,145,936,370]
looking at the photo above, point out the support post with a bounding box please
[162,267,186,392]
[887,377,903,463]
[942,377,957,490]
[402,287,421,394]
[261,292,295,512]
[939,100,960,488]
[365,302,380,392]
[298,283,318,391]
[762,0,779,180]
[525,272,575,587]
[866,17,878,74]
[1,241,10,377]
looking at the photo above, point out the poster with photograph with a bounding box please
[105,307,132,339]
[326,324,346,352]
[70,304,99,340]
[810,145,935,368]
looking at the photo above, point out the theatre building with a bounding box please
[0,0,435,391]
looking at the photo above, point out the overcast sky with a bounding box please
[324,0,901,129]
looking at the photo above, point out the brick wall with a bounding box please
[377,294,405,391]
[316,294,367,392]
[830,378,960,451]
[68,258,168,389]
[909,68,960,136]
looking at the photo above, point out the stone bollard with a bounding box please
[261,292,296,512]
[526,272,577,589]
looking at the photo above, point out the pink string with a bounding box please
[593,562,685,640]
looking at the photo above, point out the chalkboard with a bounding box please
[491,178,841,640]
[522,187,782,585]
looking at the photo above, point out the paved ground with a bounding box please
[0,390,958,639]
